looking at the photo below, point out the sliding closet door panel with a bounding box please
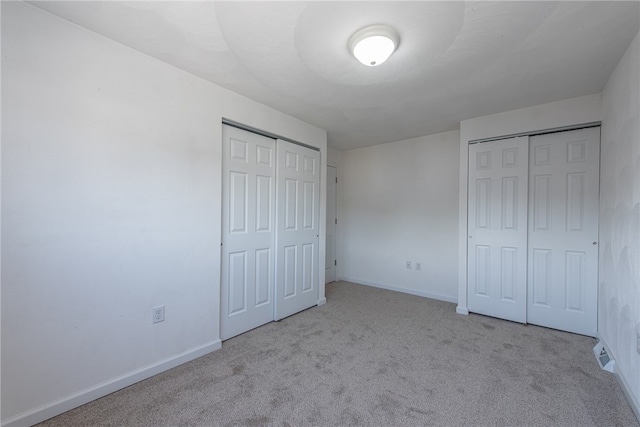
[527,127,599,336]
[221,125,275,340]
[275,140,320,320]
[468,136,528,323]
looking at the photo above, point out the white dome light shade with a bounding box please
[349,25,399,67]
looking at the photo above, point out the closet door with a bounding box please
[527,127,600,336]
[468,136,529,323]
[221,125,276,340]
[275,140,320,320]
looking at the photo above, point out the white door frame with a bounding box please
[457,103,601,315]
[325,165,337,284]
[220,122,326,338]
[458,122,601,336]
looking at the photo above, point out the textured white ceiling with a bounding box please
[30,1,640,150]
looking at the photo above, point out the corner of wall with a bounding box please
[600,29,640,415]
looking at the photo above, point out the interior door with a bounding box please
[467,136,529,323]
[221,125,275,340]
[275,140,320,320]
[527,127,600,336]
[325,165,337,284]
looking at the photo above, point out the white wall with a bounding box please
[600,31,640,413]
[327,147,342,169]
[1,2,326,425]
[340,131,460,302]
[457,93,602,313]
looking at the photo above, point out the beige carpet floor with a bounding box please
[38,281,638,426]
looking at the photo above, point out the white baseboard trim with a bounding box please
[317,297,327,306]
[2,340,222,427]
[341,277,457,304]
[597,334,640,422]
[456,306,469,315]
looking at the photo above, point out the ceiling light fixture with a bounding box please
[349,25,399,67]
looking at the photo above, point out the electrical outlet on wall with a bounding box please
[152,305,165,324]
[415,262,422,271]
[406,261,412,270]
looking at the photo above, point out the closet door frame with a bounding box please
[325,165,338,284]
[458,119,601,317]
[220,122,325,340]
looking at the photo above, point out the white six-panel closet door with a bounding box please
[275,139,320,320]
[527,127,599,336]
[221,125,276,340]
[467,136,529,323]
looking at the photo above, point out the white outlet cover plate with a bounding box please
[153,306,165,323]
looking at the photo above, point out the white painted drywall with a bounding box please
[457,93,602,314]
[340,131,460,302]
[601,31,640,412]
[1,2,326,425]
[327,147,342,168]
